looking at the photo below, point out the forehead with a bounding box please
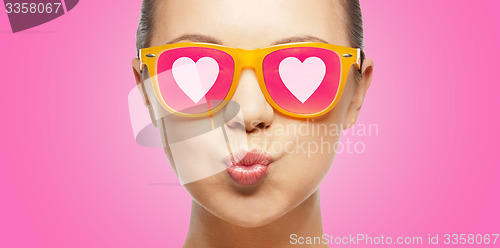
[150,0,349,49]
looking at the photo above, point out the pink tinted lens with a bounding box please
[263,47,342,115]
[156,47,234,115]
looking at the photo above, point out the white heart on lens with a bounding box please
[172,57,219,103]
[278,57,326,103]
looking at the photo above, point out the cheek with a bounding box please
[268,118,344,189]
[157,119,178,173]
[317,72,358,127]
[140,74,171,126]
[339,69,359,104]
[289,122,341,170]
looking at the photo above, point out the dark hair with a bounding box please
[136,0,155,57]
[136,0,365,64]
[342,0,365,66]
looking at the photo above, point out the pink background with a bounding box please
[1,1,499,247]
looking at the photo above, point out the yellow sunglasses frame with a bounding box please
[139,42,361,118]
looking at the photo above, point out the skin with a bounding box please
[132,0,374,247]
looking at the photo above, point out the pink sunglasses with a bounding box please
[139,42,362,118]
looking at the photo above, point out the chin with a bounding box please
[184,153,328,228]
[212,195,291,228]
[187,174,297,228]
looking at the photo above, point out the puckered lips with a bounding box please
[226,149,273,186]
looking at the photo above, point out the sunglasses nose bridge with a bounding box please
[238,50,259,70]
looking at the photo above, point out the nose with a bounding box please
[225,69,274,132]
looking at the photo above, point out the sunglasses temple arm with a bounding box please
[138,50,146,73]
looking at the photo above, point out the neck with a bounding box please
[183,190,327,248]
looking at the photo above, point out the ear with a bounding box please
[132,58,151,106]
[343,58,374,129]
[132,58,159,127]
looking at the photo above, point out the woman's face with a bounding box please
[142,0,367,227]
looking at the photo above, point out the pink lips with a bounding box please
[226,150,273,186]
